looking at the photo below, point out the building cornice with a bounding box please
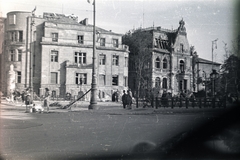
[40,42,128,52]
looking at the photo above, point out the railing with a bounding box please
[138,97,227,109]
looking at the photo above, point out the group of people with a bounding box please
[4,88,51,113]
[24,88,50,113]
[121,89,133,109]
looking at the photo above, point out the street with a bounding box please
[0,101,235,160]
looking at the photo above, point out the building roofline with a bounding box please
[197,57,221,65]
[7,11,31,14]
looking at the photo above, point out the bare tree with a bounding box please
[123,29,153,107]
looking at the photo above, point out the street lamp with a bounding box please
[210,69,219,97]
[88,0,98,109]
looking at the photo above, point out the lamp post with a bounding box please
[88,0,98,109]
[210,69,219,97]
[30,7,36,100]
[210,69,219,107]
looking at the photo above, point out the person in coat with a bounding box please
[122,90,127,109]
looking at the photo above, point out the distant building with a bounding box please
[1,11,129,100]
[126,19,221,96]
[195,57,221,94]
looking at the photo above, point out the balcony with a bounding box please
[65,61,92,69]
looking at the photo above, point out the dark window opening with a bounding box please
[112,76,118,86]
[78,35,84,44]
[163,78,167,89]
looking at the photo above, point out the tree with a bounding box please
[190,45,198,92]
[123,29,153,107]
[220,38,240,101]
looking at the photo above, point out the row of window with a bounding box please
[8,31,23,42]
[155,57,168,69]
[154,38,185,53]
[51,33,119,47]
[16,71,186,90]
[155,58,186,73]
[132,77,188,91]
[154,38,169,49]
[50,72,128,87]
[155,77,168,89]
[16,70,186,90]
[51,50,128,67]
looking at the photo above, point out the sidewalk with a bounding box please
[0,100,228,116]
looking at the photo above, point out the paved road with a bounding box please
[0,101,227,160]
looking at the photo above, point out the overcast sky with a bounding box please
[0,0,238,63]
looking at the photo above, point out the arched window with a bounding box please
[180,60,185,73]
[162,78,167,89]
[155,57,160,68]
[163,58,167,69]
[155,77,161,87]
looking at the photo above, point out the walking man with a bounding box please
[122,90,127,109]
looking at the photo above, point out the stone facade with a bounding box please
[2,11,129,100]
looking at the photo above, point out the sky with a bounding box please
[0,0,238,63]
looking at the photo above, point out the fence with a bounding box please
[139,97,227,109]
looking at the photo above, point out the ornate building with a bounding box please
[127,19,221,96]
[2,11,129,100]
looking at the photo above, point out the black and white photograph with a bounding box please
[0,0,240,159]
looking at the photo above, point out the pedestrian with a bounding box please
[122,90,127,109]
[25,92,33,112]
[44,88,50,113]
[126,90,132,109]
[21,91,25,103]
[115,90,119,102]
